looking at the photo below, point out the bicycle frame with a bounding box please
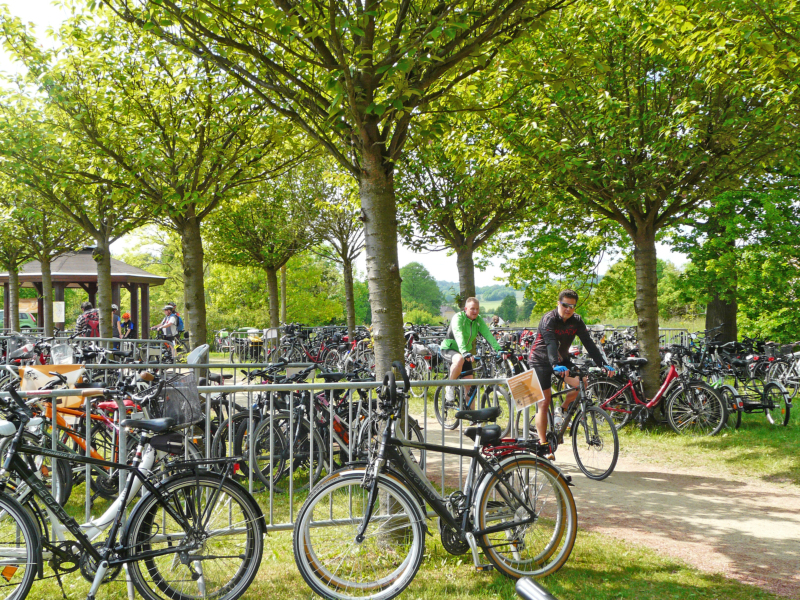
[598,363,681,416]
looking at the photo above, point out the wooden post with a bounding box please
[2,283,9,331]
[54,283,65,331]
[130,283,139,339]
[33,283,44,329]
[88,284,97,308]
[141,285,150,337]
[112,283,121,310]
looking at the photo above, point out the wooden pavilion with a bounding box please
[0,248,166,337]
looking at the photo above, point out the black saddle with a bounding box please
[120,417,181,433]
[464,424,503,445]
[454,406,500,423]
[319,372,346,382]
[617,357,648,367]
[209,372,233,384]
[111,349,133,358]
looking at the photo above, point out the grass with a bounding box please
[617,418,800,487]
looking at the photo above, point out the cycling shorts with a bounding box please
[528,360,575,392]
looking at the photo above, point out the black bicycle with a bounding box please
[0,384,265,600]
[293,362,577,600]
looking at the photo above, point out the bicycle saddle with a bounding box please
[454,405,500,423]
[730,358,747,367]
[616,357,648,367]
[208,372,233,384]
[110,349,133,357]
[120,417,179,433]
[464,424,502,445]
[319,372,347,382]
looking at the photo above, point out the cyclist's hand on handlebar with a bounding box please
[553,365,569,375]
[603,365,616,376]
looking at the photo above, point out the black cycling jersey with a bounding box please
[527,309,605,367]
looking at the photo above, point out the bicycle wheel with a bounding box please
[571,406,619,480]
[126,473,264,600]
[433,385,460,430]
[665,381,726,436]
[247,417,289,488]
[293,470,426,600]
[587,379,635,430]
[480,385,513,437]
[0,492,38,600]
[323,349,341,372]
[763,382,791,426]
[407,357,429,398]
[718,384,742,429]
[475,455,577,578]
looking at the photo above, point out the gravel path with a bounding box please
[556,452,800,598]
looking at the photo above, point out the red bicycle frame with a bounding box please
[598,363,681,416]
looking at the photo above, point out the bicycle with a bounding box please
[0,384,265,600]
[293,363,577,600]
[517,364,620,480]
[434,353,513,436]
[588,347,727,436]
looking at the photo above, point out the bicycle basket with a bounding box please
[154,372,203,427]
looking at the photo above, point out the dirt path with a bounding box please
[556,452,800,598]
[419,423,800,598]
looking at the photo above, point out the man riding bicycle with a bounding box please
[528,290,615,453]
[440,297,502,403]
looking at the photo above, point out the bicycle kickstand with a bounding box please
[465,532,494,572]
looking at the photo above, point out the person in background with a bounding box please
[120,312,134,339]
[111,304,121,349]
[75,301,100,337]
[151,305,178,358]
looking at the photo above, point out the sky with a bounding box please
[1,0,689,287]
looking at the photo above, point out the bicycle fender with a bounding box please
[122,471,267,545]
[329,462,431,535]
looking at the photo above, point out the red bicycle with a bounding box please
[588,348,726,436]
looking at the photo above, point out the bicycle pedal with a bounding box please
[475,564,494,572]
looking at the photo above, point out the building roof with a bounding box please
[0,248,166,287]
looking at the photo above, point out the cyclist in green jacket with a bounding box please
[440,297,502,402]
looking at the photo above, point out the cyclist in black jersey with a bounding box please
[527,289,614,449]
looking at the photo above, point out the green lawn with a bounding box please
[617,418,800,487]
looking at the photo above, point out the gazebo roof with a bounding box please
[0,248,166,288]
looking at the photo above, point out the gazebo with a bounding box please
[0,248,166,338]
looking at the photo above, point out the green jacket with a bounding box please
[441,311,502,354]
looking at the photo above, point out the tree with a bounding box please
[312,172,365,339]
[205,174,321,326]
[673,186,800,340]
[0,14,306,348]
[104,0,571,374]
[0,216,33,332]
[400,262,444,316]
[0,97,150,339]
[1,186,89,335]
[517,296,534,322]
[396,115,536,302]
[492,0,794,394]
[495,293,517,322]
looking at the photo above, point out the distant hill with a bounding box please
[435,280,525,308]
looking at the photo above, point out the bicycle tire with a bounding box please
[769,360,798,398]
[571,406,619,480]
[480,385,512,437]
[125,473,264,600]
[293,470,426,600]
[475,455,577,578]
[718,384,742,429]
[323,349,341,372]
[433,385,460,430]
[587,379,635,430]
[665,381,726,436]
[763,382,791,426]
[0,491,39,600]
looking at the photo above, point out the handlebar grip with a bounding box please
[392,361,410,392]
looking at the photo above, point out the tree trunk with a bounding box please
[358,148,405,377]
[706,293,738,343]
[280,265,287,324]
[265,267,280,328]
[342,257,356,339]
[41,255,54,337]
[455,245,476,306]
[92,240,113,340]
[179,213,208,349]
[632,227,661,399]
[8,267,20,332]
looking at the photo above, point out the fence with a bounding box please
[0,363,519,535]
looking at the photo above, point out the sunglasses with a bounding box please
[559,301,577,310]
